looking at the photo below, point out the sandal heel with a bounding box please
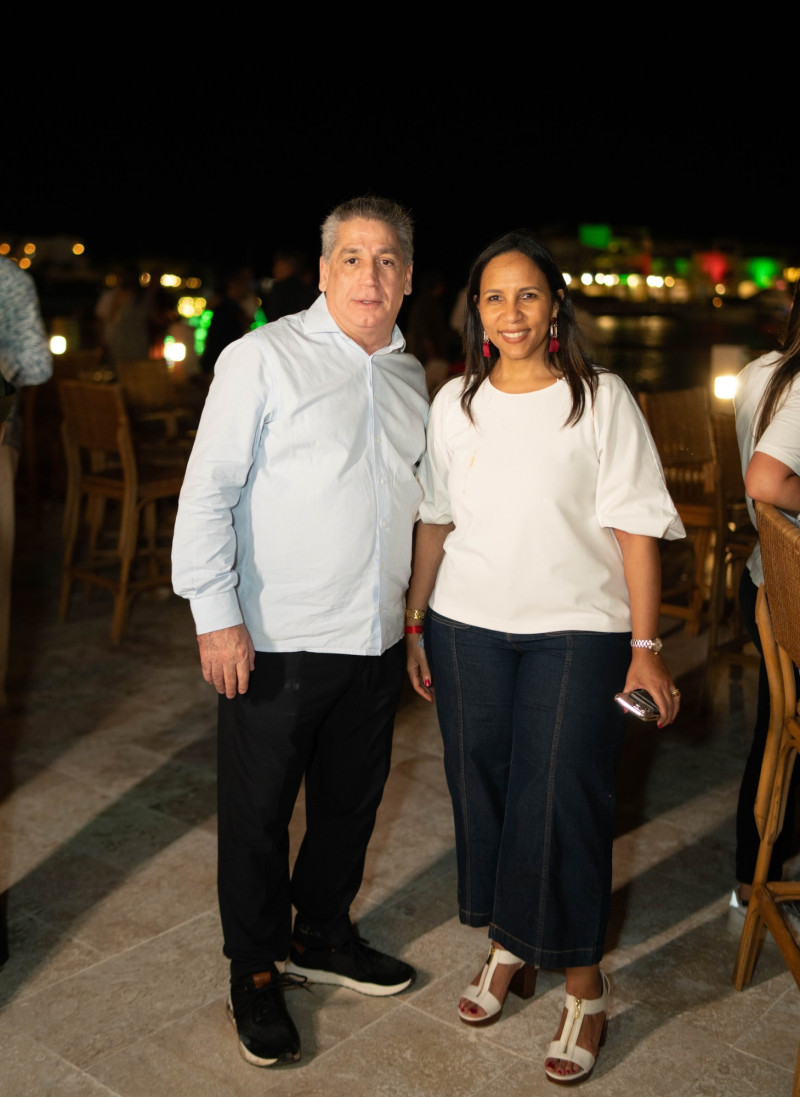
[509,963,537,1000]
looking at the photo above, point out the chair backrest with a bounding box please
[639,387,719,506]
[53,348,105,382]
[116,358,181,413]
[57,380,132,456]
[757,502,800,671]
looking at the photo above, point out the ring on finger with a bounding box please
[670,687,681,698]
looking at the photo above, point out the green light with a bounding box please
[192,309,214,356]
[250,307,267,331]
[748,257,781,289]
[674,257,690,277]
[579,224,611,249]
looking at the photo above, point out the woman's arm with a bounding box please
[405,520,454,701]
[745,452,800,516]
[612,529,680,726]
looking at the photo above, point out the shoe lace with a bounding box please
[339,934,377,958]
[251,972,309,1023]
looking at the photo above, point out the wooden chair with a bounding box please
[708,410,759,674]
[115,358,199,443]
[639,388,725,639]
[57,380,185,644]
[20,348,106,502]
[732,503,800,1093]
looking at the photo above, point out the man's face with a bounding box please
[319,218,412,354]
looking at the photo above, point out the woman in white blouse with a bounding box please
[405,232,684,1085]
[732,288,800,915]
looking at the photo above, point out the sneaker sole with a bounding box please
[226,997,301,1067]
[283,960,414,997]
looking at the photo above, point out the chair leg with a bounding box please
[111,556,132,646]
[686,528,712,636]
[111,495,140,645]
[59,486,83,621]
[143,500,158,582]
[793,1037,800,1097]
[703,531,727,709]
[732,898,766,989]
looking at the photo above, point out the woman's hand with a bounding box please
[406,632,434,701]
[622,650,680,727]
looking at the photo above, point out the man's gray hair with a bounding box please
[320,196,413,265]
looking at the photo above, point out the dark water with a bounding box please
[586,310,775,397]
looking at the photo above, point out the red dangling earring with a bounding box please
[548,317,560,354]
[482,331,491,358]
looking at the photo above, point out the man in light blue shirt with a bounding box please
[172,197,428,1068]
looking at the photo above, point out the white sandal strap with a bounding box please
[546,973,609,1076]
[545,1038,596,1074]
[488,948,522,964]
[460,948,523,1015]
[460,984,501,1013]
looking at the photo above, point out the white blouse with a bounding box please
[734,350,800,587]
[419,372,685,634]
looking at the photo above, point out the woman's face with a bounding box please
[477,251,559,365]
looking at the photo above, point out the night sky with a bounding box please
[5,71,795,284]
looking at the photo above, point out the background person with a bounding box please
[405,231,684,1085]
[732,285,800,916]
[0,256,53,712]
[0,255,53,967]
[172,196,427,1069]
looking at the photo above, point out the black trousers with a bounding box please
[217,643,404,983]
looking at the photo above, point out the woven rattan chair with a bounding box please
[732,503,800,1092]
[20,348,106,501]
[57,380,184,643]
[115,358,198,442]
[639,387,725,638]
[706,411,759,681]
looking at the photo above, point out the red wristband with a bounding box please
[405,625,424,634]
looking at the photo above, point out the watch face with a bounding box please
[651,638,663,654]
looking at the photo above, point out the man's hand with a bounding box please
[197,624,255,698]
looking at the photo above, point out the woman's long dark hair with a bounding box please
[754,283,800,442]
[461,230,599,426]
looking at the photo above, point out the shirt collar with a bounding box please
[302,293,406,355]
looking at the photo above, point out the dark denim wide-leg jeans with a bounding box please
[429,611,630,968]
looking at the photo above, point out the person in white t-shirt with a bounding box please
[732,288,800,917]
[405,231,684,1085]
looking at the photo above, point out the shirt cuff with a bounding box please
[190,591,244,635]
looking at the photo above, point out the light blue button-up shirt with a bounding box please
[172,294,428,655]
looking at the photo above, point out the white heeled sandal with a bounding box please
[545,971,609,1084]
[458,945,537,1025]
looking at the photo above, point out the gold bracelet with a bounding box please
[405,609,426,621]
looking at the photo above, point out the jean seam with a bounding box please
[537,633,573,946]
[449,623,472,913]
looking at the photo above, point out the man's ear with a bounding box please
[403,262,413,296]
[319,256,328,293]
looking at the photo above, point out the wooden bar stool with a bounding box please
[731,503,800,1095]
[57,380,185,643]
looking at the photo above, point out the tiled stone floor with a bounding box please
[1,502,798,1096]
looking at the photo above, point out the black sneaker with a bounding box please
[284,927,415,997]
[226,970,304,1067]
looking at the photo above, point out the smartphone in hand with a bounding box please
[615,689,660,722]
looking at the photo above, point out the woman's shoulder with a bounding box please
[431,374,465,402]
[592,370,638,408]
[429,375,467,416]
